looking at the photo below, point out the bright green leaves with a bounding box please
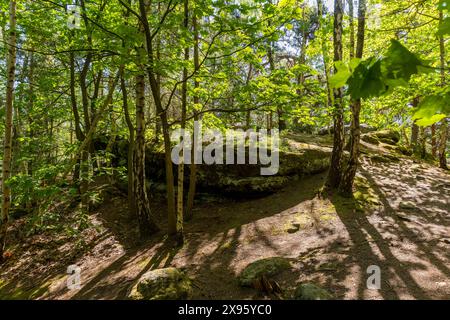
[329,61,353,89]
[412,93,450,126]
[330,40,429,100]
[347,58,385,99]
[438,18,450,35]
[383,40,428,87]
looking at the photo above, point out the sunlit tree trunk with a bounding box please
[438,10,448,169]
[0,0,17,262]
[339,0,366,195]
[326,0,345,189]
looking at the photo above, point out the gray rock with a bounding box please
[238,257,291,287]
[128,267,192,300]
[293,283,334,300]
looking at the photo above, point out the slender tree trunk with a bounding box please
[339,0,366,195]
[326,0,345,189]
[431,124,437,158]
[438,10,448,169]
[138,0,176,236]
[439,120,448,169]
[420,126,427,159]
[267,40,284,131]
[411,122,419,149]
[134,72,159,237]
[27,52,35,177]
[175,0,189,245]
[348,0,355,59]
[185,13,200,221]
[317,0,332,109]
[297,5,308,103]
[69,50,84,186]
[121,70,136,217]
[0,0,17,262]
[245,63,253,130]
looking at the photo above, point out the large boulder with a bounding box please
[293,283,334,300]
[318,124,376,136]
[238,257,291,287]
[128,267,192,300]
[362,130,400,146]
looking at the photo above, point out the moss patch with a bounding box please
[238,257,291,287]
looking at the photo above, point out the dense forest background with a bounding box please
[0,0,449,300]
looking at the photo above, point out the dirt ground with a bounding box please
[1,136,449,300]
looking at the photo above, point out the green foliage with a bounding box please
[331,40,430,100]
[412,92,450,126]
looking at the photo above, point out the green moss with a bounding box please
[129,267,192,300]
[0,281,50,300]
[238,257,291,287]
[293,283,334,300]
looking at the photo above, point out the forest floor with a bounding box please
[0,133,449,300]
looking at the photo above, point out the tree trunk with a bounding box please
[0,0,17,262]
[134,72,159,237]
[267,41,285,131]
[326,0,345,189]
[339,0,366,195]
[438,10,448,169]
[411,122,419,148]
[348,0,355,59]
[420,126,427,159]
[186,13,200,221]
[175,0,189,245]
[439,120,448,169]
[138,0,176,236]
[431,124,437,158]
[317,0,332,110]
[245,63,253,130]
[121,69,136,217]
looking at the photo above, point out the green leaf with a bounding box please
[438,0,450,11]
[329,61,351,89]
[415,114,446,127]
[438,17,450,36]
[347,58,386,99]
[412,95,450,126]
[382,40,426,87]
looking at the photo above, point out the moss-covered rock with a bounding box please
[128,267,192,300]
[216,176,290,195]
[363,130,400,146]
[293,283,333,300]
[238,257,291,287]
[361,134,380,145]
